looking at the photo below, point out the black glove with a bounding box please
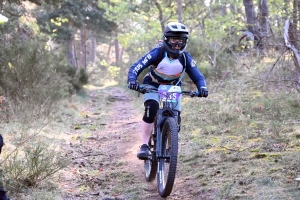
[128,81,139,91]
[198,86,208,97]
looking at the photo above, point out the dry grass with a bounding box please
[3,55,300,199]
[179,65,300,199]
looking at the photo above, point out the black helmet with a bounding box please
[163,22,189,59]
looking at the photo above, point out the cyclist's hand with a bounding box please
[128,81,139,91]
[198,86,208,97]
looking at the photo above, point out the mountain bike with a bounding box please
[137,84,199,197]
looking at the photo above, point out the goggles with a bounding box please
[168,37,186,48]
[169,37,184,44]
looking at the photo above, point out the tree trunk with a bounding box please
[293,0,298,30]
[154,1,164,33]
[221,3,226,16]
[120,48,124,64]
[66,39,77,68]
[80,26,87,69]
[115,38,120,66]
[89,30,96,64]
[107,43,112,59]
[284,20,300,90]
[177,0,182,23]
[259,0,269,37]
[243,0,264,54]
[243,0,259,34]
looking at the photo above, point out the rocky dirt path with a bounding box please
[58,86,196,200]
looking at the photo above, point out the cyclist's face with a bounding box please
[169,37,185,49]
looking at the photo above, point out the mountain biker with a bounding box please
[127,22,208,160]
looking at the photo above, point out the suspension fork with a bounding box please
[155,108,178,159]
[155,109,163,159]
[173,110,179,126]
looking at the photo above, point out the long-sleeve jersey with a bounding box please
[127,47,207,90]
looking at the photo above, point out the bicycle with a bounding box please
[137,84,199,198]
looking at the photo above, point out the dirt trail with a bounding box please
[58,86,196,200]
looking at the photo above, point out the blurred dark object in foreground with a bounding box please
[0,134,3,154]
[0,135,9,200]
[0,188,8,200]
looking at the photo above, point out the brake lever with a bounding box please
[190,91,199,97]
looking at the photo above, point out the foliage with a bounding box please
[66,67,89,94]
[0,33,71,122]
[36,0,117,42]
[2,0,60,6]
[0,27,72,194]
[108,66,120,79]
[2,135,70,191]
[1,0,297,86]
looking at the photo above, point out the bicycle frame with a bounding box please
[154,85,181,160]
[139,84,196,160]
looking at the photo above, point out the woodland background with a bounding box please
[0,0,300,199]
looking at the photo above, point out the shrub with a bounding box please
[67,67,89,94]
[0,35,71,122]
[2,135,70,191]
[0,29,72,196]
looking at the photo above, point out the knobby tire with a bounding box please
[157,117,178,197]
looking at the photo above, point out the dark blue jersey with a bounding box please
[127,47,207,90]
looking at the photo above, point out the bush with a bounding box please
[67,67,89,94]
[187,36,243,81]
[0,35,71,122]
[2,135,70,192]
[0,31,72,197]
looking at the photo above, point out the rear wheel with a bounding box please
[157,117,178,197]
[145,132,157,182]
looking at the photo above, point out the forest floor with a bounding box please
[57,86,199,200]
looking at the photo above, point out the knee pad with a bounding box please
[143,100,159,123]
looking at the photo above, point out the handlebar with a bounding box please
[137,85,199,97]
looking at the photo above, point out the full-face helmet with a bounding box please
[163,22,189,59]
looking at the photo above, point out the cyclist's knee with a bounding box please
[142,100,159,123]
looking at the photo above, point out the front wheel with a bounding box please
[157,117,178,197]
